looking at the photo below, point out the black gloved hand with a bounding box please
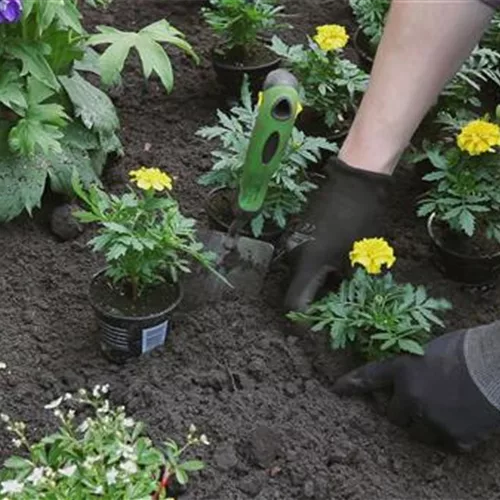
[284,157,391,312]
[333,323,500,451]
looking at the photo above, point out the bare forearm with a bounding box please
[340,0,494,174]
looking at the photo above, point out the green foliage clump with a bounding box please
[197,79,337,237]
[349,0,389,46]
[202,0,285,55]
[418,137,500,243]
[289,268,451,361]
[0,386,209,499]
[0,0,197,222]
[73,171,220,300]
[270,35,368,129]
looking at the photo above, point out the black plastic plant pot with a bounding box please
[352,27,375,70]
[427,213,500,285]
[89,270,183,364]
[211,46,281,97]
[204,187,283,242]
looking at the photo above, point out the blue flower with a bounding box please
[0,0,22,24]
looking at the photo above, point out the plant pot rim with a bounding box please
[89,269,184,322]
[427,212,500,260]
[211,44,281,72]
[352,26,375,64]
[204,186,284,239]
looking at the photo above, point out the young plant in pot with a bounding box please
[0,386,209,499]
[201,0,285,95]
[197,78,337,240]
[270,25,369,138]
[73,167,222,363]
[288,238,451,361]
[417,117,500,285]
[349,0,389,68]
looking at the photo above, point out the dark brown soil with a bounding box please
[215,43,279,67]
[90,272,180,317]
[2,1,500,499]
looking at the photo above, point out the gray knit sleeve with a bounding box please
[464,321,500,411]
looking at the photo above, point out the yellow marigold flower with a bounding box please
[313,24,349,52]
[129,167,173,192]
[349,238,396,275]
[457,119,500,156]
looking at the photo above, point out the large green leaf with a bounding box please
[0,68,27,111]
[0,153,48,221]
[6,43,60,91]
[59,73,119,133]
[88,20,198,91]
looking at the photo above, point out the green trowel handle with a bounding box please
[238,69,301,213]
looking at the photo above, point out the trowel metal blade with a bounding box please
[195,229,275,298]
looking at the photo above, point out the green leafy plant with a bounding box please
[0,0,197,221]
[73,167,223,300]
[202,0,285,59]
[197,78,337,237]
[482,12,500,51]
[270,29,368,129]
[0,385,209,499]
[288,238,451,360]
[349,0,389,46]
[441,47,500,110]
[418,117,500,243]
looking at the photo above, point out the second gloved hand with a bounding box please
[284,157,391,312]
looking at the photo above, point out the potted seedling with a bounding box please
[202,0,285,95]
[418,116,500,285]
[197,78,337,240]
[0,386,209,499]
[73,167,223,363]
[349,0,389,68]
[270,25,369,137]
[288,238,451,361]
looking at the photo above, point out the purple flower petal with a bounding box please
[0,0,22,24]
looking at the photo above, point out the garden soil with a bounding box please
[1,1,500,499]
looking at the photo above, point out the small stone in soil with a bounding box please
[303,480,315,498]
[249,425,281,469]
[247,358,266,382]
[238,472,266,497]
[213,442,239,471]
[50,204,82,241]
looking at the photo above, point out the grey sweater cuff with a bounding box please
[464,321,500,411]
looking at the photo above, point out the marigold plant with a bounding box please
[288,238,451,360]
[418,117,500,242]
[270,27,368,129]
[73,168,223,300]
[0,386,209,499]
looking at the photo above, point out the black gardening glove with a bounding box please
[284,157,391,312]
[333,323,500,451]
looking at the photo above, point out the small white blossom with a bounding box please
[1,480,23,494]
[11,439,22,448]
[101,384,110,394]
[0,414,10,423]
[123,418,134,428]
[94,485,104,495]
[120,460,138,474]
[200,434,210,446]
[27,467,45,485]
[44,396,63,410]
[59,464,77,477]
[67,410,75,420]
[189,423,197,434]
[64,393,72,401]
[92,385,101,397]
[78,388,87,396]
[83,455,101,469]
[0,362,6,370]
[53,409,62,419]
[106,468,118,485]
